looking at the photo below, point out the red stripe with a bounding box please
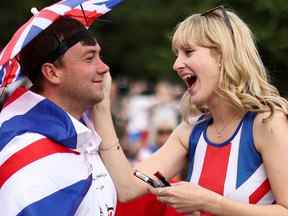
[38,10,60,21]
[0,138,79,188]
[66,10,103,27]
[198,144,232,216]
[3,86,28,108]
[249,179,270,204]
[198,144,232,195]
[2,59,19,86]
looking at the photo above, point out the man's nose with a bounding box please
[96,58,110,74]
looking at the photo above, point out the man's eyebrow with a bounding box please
[81,48,97,57]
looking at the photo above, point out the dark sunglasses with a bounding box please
[201,5,235,45]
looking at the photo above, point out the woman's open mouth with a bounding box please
[185,75,197,89]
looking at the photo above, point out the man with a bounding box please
[0,16,116,216]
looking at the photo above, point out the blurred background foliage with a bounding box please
[1,0,288,94]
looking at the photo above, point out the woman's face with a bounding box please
[173,43,221,106]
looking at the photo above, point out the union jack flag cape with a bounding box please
[0,0,122,87]
[0,87,117,215]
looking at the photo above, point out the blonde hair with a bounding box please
[172,8,288,122]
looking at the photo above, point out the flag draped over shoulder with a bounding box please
[0,0,122,87]
[0,87,102,216]
[0,1,122,213]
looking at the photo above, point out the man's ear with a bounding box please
[41,63,62,84]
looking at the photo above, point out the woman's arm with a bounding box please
[93,73,191,201]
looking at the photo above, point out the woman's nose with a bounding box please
[173,55,186,72]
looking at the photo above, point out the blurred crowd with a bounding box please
[112,78,186,216]
[110,78,183,164]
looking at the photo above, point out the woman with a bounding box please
[94,5,288,215]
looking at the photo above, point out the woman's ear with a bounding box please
[210,48,222,65]
[217,52,223,65]
[217,53,223,71]
[41,63,62,85]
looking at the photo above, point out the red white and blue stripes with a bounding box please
[0,89,116,215]
[0,0,122,87]
[187,112,274,212]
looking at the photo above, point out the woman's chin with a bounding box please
[188,95,206,107]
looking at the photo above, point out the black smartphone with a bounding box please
[154,171,171,187]
[134,170,170,188]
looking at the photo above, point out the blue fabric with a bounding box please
[236,112,262,188]
[17,175,92,216]
[186,115,210,181]
[0,66,3,82]
[103,0,123,8]
[22,26,43,50]
[0,99,77,151]
[61,0,86,8]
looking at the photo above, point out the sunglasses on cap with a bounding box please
[201,5,235,45]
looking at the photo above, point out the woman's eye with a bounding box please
[185,49,194,55]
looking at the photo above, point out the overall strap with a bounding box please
[236,111,262,188]
[186,115,210,181]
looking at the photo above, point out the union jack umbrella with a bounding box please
[0,0,122,88]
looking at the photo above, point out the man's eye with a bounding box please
[85,56,94,61]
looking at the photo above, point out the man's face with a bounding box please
[57,41,109,107]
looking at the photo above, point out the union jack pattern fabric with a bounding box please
[0,87,117,216]
[187,112,275,216]
[0,0,122,87]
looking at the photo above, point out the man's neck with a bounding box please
[40,90,85,120]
